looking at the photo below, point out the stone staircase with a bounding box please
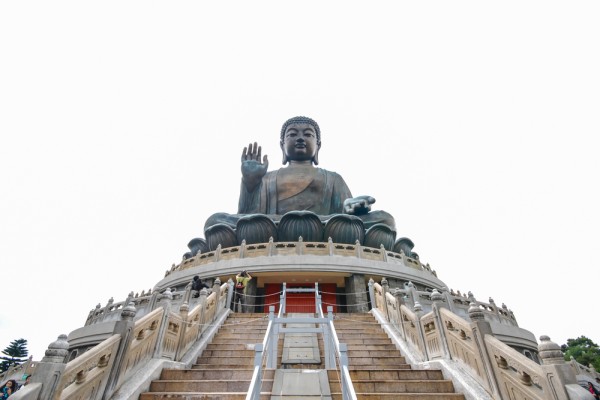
[329,313,465,399]
[140,312,465,399]
[140,313,275,400]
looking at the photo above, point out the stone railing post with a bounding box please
[467,303,501,398]
[368,278,376,310]
[153,288,173,358]
[406,281,418,309]
[430,289,451,360]
[102,302,137,399]
[538,335,590,399]
[32,334,70,400]
[183,281,193,305]
[413,301,429,360]
[149,288,161,311]
[441,286,456,313]
[175,301,190,361]
[226,279,234,310]
[381,277,390,320]
[391,288,406,339]
[212,278,222,308]
[197,288,208,338]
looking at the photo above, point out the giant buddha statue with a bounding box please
[188,117,415,257]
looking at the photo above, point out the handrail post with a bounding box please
[267,306,277,369]
[250,343,264,400]
[324,306,334,369]
[315,282,320,314]
[281,282,287,314]
[339,342,349,400]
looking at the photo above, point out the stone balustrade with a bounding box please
[170,238,431,277]
[13,281,230,400]
[369,279,590,400]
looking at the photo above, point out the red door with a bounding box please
[264,284,337,313]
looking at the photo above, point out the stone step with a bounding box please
[212,333,267,340]
[345,344,398,351]
[345,350,404,358]
[149,379,274,393]
[197,356,256,366]
[336,333,390,340]
[346,356,408,366]
[201,349,256,357]
[140,392,271,400]
[330,393,465,399]
[330,369,444,381]
[192,362,260,370]
[329,379,456,393]
[347,364,413,370]
[339,338,393,345]
[161,368,275,381]
[334,326,385,332]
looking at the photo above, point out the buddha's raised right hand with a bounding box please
[241,142,269,191]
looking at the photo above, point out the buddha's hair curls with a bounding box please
[280,116,321,144]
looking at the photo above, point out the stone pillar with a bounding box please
[245,276,257,312]
[33,334,70,400]
[347,273,368,313]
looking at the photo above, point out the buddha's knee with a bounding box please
[204,212,237,231]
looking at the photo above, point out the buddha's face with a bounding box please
[281,122,320,163]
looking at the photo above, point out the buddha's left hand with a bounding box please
[343,195,375,216]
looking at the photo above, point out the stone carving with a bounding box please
[189,116,415,254]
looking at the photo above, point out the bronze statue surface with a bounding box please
[205,116,394,230]
[194,116,407,254]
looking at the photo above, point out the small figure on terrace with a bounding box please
[205,116,395,232]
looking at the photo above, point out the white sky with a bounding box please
[1,1,599,361]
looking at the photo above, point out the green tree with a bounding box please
[561,336,600,371]
[0,338,28,372]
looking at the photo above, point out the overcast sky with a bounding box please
[1,1,598,361]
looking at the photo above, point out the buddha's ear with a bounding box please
[313,142,321,165]
[280,141,289,165]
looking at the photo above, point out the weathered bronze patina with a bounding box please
[205,116,395,230]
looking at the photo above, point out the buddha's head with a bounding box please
[280,116,321,165]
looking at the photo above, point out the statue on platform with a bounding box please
[193,116,408,254]
[205,116,394,226]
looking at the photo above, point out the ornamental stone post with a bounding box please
[381,277,390,320]
[175,301,190,361]
[34,334,69,400]
[212,278,222,307]
[538,335,590,400]
[430,289,451,360]
[467,302,501,398]
[103,302,136,399]
[391,288,406,339]
[197,288,208,336]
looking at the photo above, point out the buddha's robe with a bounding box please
[204,167,395,231]
[238,168,350,215]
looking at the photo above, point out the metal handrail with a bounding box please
[246,282,356,400]
[317,299,358,400]
[246,288,285,400]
